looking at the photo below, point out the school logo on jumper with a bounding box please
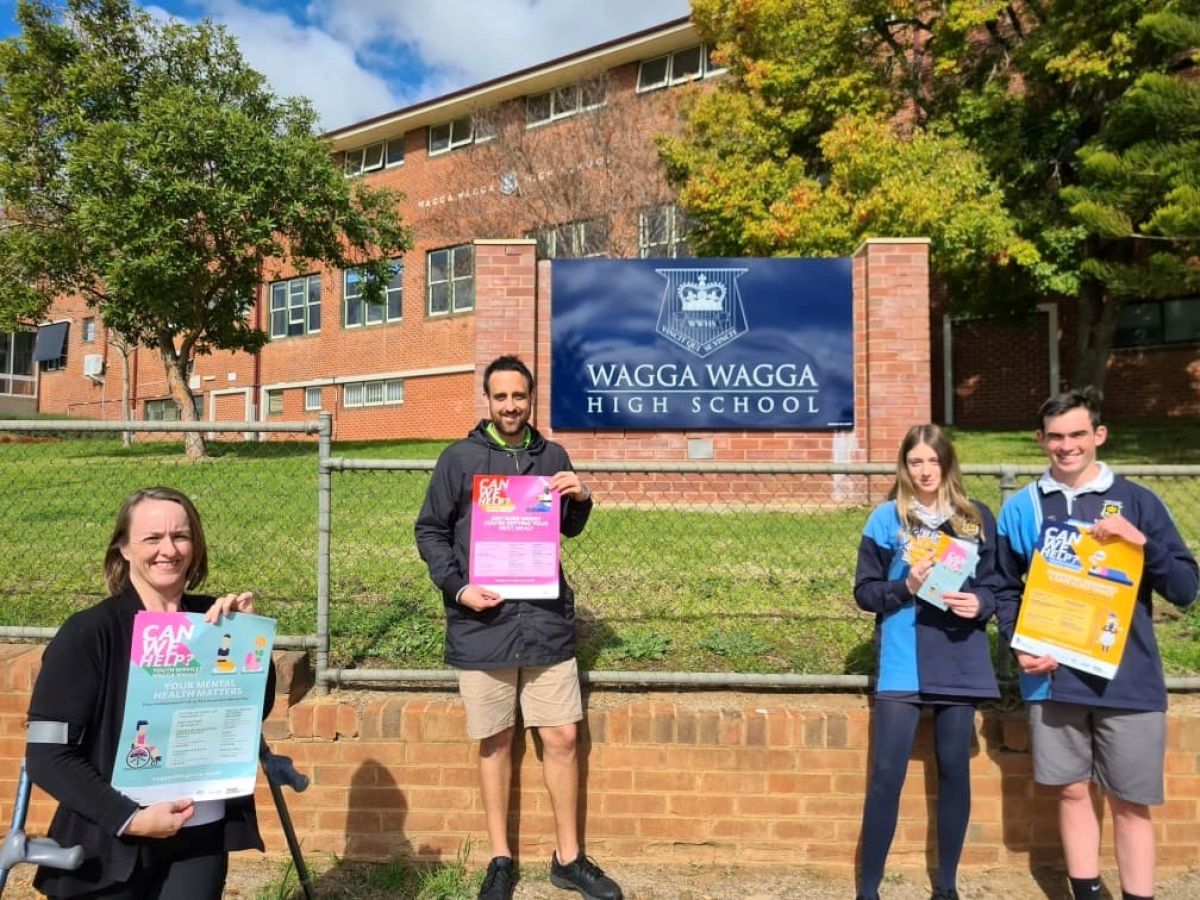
[656,267,749,358]
[1101,501,1124,519]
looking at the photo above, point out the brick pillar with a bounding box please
[855,239,932,463]
[471,239,539,421]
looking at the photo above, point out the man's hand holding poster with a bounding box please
[469,474,561,599]
[1012,519,1143,680]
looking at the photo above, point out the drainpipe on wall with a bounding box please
[252,285,263,436]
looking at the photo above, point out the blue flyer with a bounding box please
[111,610,275,805]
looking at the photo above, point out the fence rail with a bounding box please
[2,418,1197,692]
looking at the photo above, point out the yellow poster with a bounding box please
[1012,519,1144,680]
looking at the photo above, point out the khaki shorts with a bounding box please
[458,658,582,740]
[1029,700,1165,805]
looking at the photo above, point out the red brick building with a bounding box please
[3,15,1196,432]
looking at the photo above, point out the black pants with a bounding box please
[858,698,976,898]
[64,823,228,900]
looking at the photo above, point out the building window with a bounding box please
[427,245,475,316]
[266,389,284,416]
[526,82,606,128]
[428,117,475,155]
[474,112,498,142]
[269,275,322,339]
[639,204,692,258]
[0,330,36,397]
[344,260,403,327]
[33,321,69,372]
[343,378,404,408]
[343,139,404,176]
[637,44,724,92]
[82,317,97,343]
[527,219,609,259]
[145,398,180,421]
[305,386,323,411]
[1113,298,1200,349]
[144,395,204,421]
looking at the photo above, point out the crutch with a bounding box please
[0,759,83,896]
[259,739,315,900]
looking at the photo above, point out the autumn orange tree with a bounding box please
[663,0,1200,390]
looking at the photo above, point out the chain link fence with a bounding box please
[3,420,1199,683]
[0,420,322,649]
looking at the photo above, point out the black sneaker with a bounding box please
[478,856,515,900]
[549,851,623,900]
[931,888,960,900]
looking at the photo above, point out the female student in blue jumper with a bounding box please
[853,425,1002,900]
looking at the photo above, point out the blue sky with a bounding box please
[0,0,691,130]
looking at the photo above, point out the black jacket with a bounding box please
[415,420,592,669]
[26,586,273,896]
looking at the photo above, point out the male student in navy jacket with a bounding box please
[995,390,1197,900]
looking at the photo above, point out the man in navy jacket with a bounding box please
[996,390,1197,900]
[415,355,621,900]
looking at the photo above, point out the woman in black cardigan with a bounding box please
[26,487,273,898]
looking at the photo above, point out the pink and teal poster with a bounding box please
[469,474,561,599]
[111,610,274,805]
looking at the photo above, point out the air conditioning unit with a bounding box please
[82,354,105,379]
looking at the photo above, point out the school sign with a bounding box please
[550,258,854,430]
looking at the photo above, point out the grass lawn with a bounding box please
[0,422,1197,675]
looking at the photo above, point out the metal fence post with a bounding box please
[999,465,1018,505]
[316,413,332,695]
[996,464,1020,680]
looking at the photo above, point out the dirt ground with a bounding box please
[5,858,1200,899]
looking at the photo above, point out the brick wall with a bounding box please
[3,644,1199,876]
[938,302,1200,427]
[943,312,1052,428]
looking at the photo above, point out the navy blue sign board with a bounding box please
[550,258,854,430]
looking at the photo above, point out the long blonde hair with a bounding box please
[888,424,983,540]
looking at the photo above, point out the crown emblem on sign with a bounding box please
[678,274,725,311]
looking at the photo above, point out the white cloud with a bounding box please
[151,0,402,130]
[146,0,690,130]
[307,0,691,99]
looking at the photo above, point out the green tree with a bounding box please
[0,0,410,456]
[661,0,1038,311]
[664,0,1200,391]
[1051,5,1200,387]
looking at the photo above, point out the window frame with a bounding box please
[1113,298,1200,349]
[344,259,404,328]
[638,204,692,259]
[266,389,284,416]
[428,116,475,156]
[305,386,323,411]
[344,139,404,176]
[526,83,606,128]
[637,44,723,93]
[528,218,609,259]
[343,377,405,409]
[269,274,322,339]
[81,317,97,343]
[426,245,475,317]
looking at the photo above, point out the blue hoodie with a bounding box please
[996,467,1198,711]
[855,500,1001,699]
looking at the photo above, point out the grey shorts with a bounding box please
[1029,700,1165,805]
[457,658,582,740]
